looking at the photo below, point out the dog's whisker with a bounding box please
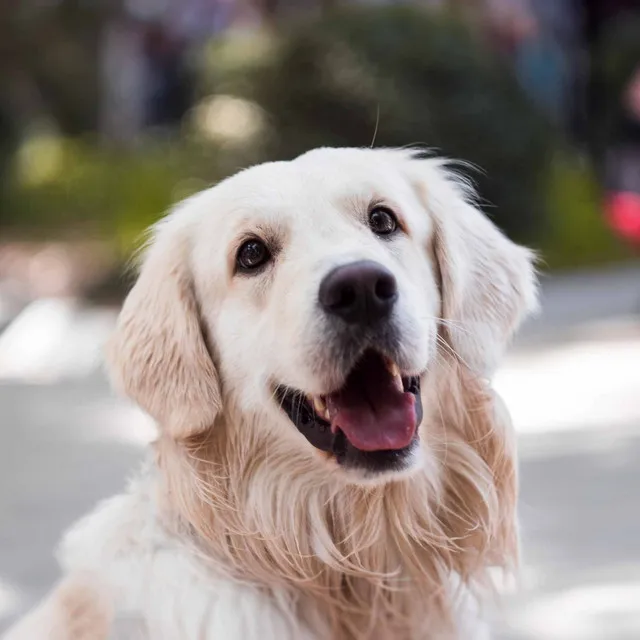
[434,317,474,336]
[436,334,475,373]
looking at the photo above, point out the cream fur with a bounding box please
[3,148,538,640]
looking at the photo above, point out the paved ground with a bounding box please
[1,265,639,638]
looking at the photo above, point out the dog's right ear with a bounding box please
[402,153,538,376]
[107,216,221,439]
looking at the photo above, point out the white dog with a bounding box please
[4,147,537,639]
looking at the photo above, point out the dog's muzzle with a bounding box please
[274,260,424,474]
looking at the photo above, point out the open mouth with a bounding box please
[275,350,423,471]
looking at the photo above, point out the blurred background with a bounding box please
[0,1,639,638]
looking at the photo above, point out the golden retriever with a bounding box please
[4,147,538,639]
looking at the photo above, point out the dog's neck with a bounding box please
[155,367,516,639]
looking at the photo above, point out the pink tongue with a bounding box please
[326,355,417,452]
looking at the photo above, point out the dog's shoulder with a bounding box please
[55,468,313,640]
[58,468,163,604]
[57,469,210,635]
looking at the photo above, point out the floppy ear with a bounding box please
[107,216,221,439]
[411,157,538,375]
[405,154,537,574]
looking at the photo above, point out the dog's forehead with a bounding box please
[293,147,408,184]
[210,149,419,225]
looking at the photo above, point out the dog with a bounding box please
[4,147,538,639]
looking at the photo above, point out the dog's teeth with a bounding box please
[388,362,400,378]
[312,396,327,416]
[326,397,339,421]
[385,361,403,391]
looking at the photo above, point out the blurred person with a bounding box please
[142,23,194,129]
[482,0,573,125]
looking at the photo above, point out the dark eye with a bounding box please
[368,206,398,236]
[236,239,270,272]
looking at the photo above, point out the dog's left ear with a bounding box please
[107,214,221,439]
[406,155,538,375]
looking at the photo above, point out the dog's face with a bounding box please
[192,149,439,478]
[109,148,537,484]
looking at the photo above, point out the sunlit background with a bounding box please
[1,1,639,638]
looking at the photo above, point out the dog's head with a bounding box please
[108,148,537,484]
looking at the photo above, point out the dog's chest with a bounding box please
[58,480,489,640]
[57,483,316,639]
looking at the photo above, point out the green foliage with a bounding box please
[2,135,224,253]
[0,0,105,135]
[540,153,632,270]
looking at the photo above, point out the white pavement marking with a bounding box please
[504,579,640,640]
[0,298,117,382]
[78,399,157,446]
[0,578,23,622]
[495,332,640,436]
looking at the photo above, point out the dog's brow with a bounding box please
[232,219,287,246]
[340,191,394,218]
[341,193,370,216]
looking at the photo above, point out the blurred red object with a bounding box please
[605,191,640,244]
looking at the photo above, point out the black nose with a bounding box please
[319,260,398,325]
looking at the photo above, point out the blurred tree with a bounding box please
[253,0,280,22]
[204,5,555,241]
[0,0,106,135]
[0,0,109,211]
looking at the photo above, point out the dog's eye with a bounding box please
[368,206,398,236]
[236,239,270,272]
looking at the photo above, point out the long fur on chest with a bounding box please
[155,361,517,639]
